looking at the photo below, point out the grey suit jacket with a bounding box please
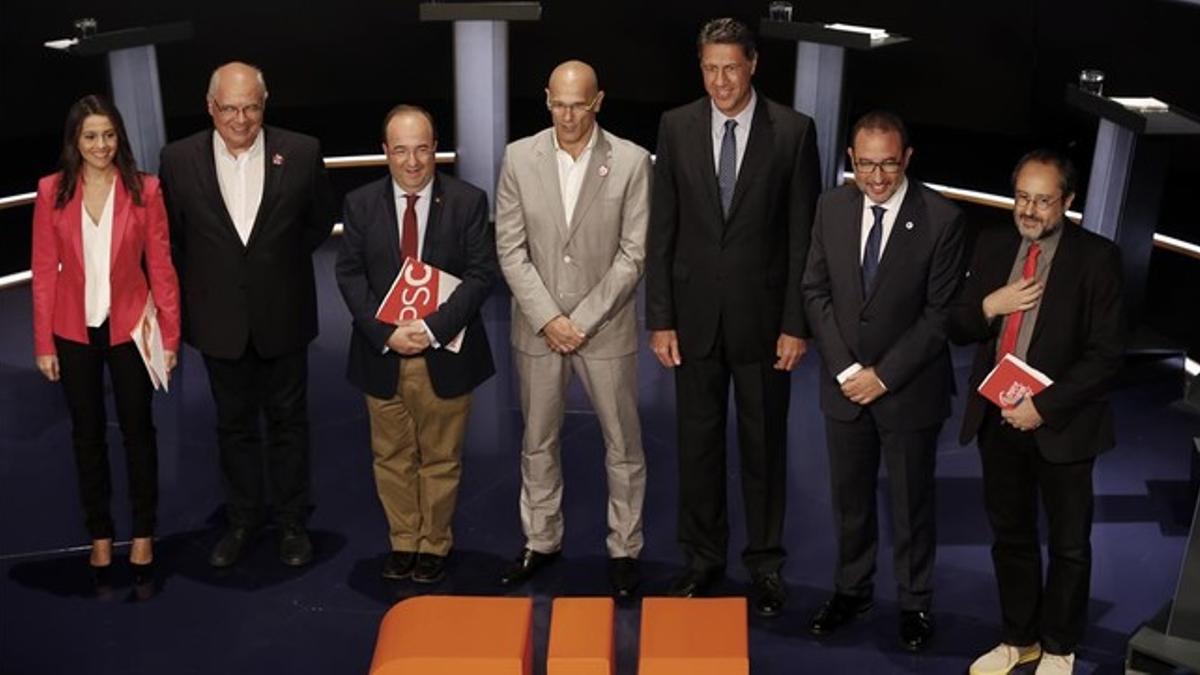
[496,126,652,358]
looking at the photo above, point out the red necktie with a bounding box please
[401,193,419,262]
[996,241,1041,361]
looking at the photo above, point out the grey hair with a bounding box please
[206,62,269,101]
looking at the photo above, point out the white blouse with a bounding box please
[82,180,116,328]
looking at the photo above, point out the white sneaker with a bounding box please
[1034,652,1075,674]
[969,642,1043,675]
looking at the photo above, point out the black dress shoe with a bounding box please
[899,610,934,652]
[209,526,253,568]
[667,568,721,598]
[499,548,559,585]
[751,572,788,618]
[412,553,447,584]
[808,593,873,635]
[609,557,640,597]
[381,551,417,580]
[278,524,313,567]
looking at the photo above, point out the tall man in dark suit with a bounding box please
[952,151,1124,675]
[802,111,965,651]
[159,62,335,568]
[645,17,820,617]
[335,105,497,584]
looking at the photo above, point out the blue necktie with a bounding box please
[718,119,737,217]
[862,205,885,294]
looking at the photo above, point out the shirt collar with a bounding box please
[865,175,910,211]
[213,129,264,162]
[393,176,434,202]
[552,124,599,157]
[711,89,757,134]
[1023,220,1064,254]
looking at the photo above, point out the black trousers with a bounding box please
[825,412,940,611]
[55,326,158,539]
[674,343,790,576]
[979,411,1094,655]
[203,345,311,528]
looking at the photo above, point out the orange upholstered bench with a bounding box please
[369,595,533,675]
[638,597,749,675]
[547,597,615,675]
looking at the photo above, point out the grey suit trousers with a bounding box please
[514,349,646,558]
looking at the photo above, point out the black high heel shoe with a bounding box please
[130,559,156,586]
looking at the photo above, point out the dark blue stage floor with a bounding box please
[1,241,1195,674]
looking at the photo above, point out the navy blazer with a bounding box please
[949,222,1125,462]
[646,94,821,363]
[335,173,498,400]
[802,181,967,431]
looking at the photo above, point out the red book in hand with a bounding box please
[977,353,1054,409]
[375,258,465,353]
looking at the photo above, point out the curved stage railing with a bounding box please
[1,150,1198,293]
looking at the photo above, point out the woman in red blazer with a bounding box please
[30,94,180,583]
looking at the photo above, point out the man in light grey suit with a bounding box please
[495,60,651,596]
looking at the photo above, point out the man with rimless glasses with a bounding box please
[495,60,651,596]
[160,62,335,570]
[950,150,1124,675]
[802,111,965,651]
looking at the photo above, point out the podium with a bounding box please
[1066,86,1200,325]
[1128,439,1200,672]
[420,2,541,211]
[46,22,192,174]
[760,21,909,189]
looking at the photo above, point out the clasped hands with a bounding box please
[543,315,586,354]
[842,366,886,405]
[386,320,432,355]
[1000,396,1043,432]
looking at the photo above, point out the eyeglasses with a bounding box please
[853,159,903,175]
[213,103,264,120]
[547,93,601,116]
[1014,193,1062,211]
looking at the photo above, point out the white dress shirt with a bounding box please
[858,176,909,263]
[393,178,433,260]
[710,90,757,179]
[82,179,116,328]
[213,130,265,245]
[552,124,598,226]
[836,177,910,388]
[388,178,439,350]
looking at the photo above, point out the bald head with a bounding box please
[547,60,599,98]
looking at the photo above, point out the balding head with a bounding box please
[207,61,268,101]
[545,60,603,158]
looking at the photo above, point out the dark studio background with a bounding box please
[2,0,1197,354]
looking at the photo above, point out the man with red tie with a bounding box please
[951,150,1125,675]
[335,105,498,584]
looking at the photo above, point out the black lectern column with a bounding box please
[760,21,909,189]
[46,22,192,174]
[1066,86,1200,326]
[420,2,541,211]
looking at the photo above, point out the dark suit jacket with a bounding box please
[646,94,821,363]
[335,173,497,400]
[802,182,966,431]
[949,222,1125,462]
[159,126,335,359]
